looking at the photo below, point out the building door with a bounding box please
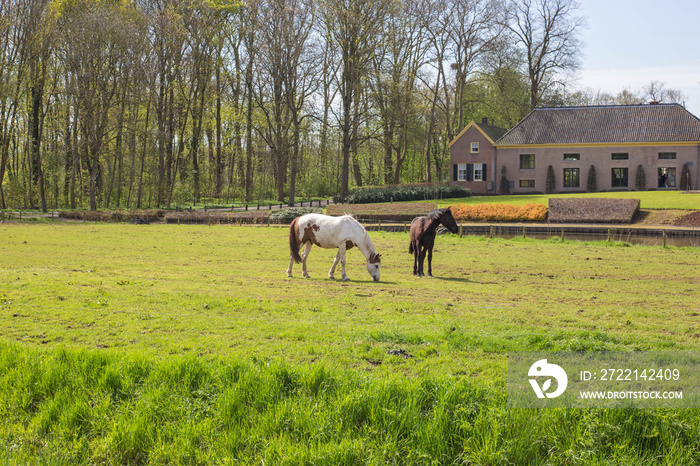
[611,168,629,188]
[658,167,676,188]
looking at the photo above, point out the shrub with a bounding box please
[269,207,323,224]
[499,166,510,195]
[635,165,646,191]
[548,198,640,224]
[586,165,596,192]
[451,203,548,223]
[59,210,165,223]
[326,202,435,222]
[334,184,470,204]
[680,164,691,190]
[164,211,268,224]
[545,166,556,194]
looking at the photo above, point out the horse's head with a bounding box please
[367,252,382,281]
[439,206,459,234]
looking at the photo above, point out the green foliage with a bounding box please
[1,343,700,464]
[335,184,470,204]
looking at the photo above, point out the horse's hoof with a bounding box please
[328,275,335,280]
[342,277,350,281]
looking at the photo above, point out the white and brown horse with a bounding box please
[287,214,381,281]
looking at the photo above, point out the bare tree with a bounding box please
[0,0,32,208]
[507,0,586,110]
[644,80,687,104]
[62,0,142,210]
[371,0,431,184]
[448,0,505,131]
[320,0,391,200]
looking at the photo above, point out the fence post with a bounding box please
[663,230,667,248]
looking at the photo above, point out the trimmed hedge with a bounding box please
[548,198,640,224]
[334,184,470,204]
[326,202,437,222]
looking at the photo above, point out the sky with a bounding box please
[574,0,700,116]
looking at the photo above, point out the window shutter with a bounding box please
[483,164,487,181]
[453,164,458,181]
[467,163,474,181]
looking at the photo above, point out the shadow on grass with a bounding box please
[432,276,498,285]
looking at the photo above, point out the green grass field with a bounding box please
[1,223,699,464]
[438,190,700,210]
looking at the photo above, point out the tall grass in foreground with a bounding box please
[1,343,699,465]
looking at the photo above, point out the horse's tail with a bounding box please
[408,241,414,254]
[289,217,303,263]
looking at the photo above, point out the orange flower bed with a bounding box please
[451,203,548,223]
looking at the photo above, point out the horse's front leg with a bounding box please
[417,245,427,278]
[426,245,433,278]
[301,242,312,278]
[332,243,349,281]
[328,249,342,279]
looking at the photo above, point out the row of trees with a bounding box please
[0,0,679,211]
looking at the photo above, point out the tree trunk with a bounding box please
[215,66,223,197]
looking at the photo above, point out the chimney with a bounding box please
[482,117,489,125]
[649,100,660,105]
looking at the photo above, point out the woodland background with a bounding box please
[0,0,686,211]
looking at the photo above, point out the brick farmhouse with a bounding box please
[450,104,700,194]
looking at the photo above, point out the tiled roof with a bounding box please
[496,104,700,145]
[476,122,508,143]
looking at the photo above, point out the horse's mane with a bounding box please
[427,208,447,220]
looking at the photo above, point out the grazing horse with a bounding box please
[409,206,459,277]
[287,214,382,281]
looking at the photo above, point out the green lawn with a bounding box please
[439,190,700,210]
[1,223,699,464]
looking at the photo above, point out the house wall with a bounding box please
[495,144,699,193]
[450,126,497,194]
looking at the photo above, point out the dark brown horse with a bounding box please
[409,206,459,277]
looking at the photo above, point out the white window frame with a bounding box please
[457,163,468,181]
[471,142,479,153]
[473,163,484,181]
